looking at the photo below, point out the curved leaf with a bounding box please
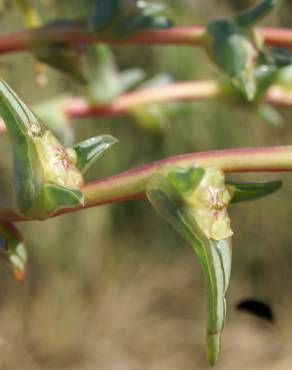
[228,179,282,203]
[146,167,233,365]
[74,135,117,173]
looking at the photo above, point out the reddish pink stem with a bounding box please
[63,82,292,120]
[64,81,221,118]
[0,25,292,55]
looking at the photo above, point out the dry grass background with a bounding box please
[1,0,292,369]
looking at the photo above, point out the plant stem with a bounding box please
[0,24,292,55]
[64,81,222,118]
[0,82,291,136]
[1,145,292,222]
[63,82,292,119]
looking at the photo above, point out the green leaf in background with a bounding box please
[257,104,284,127]
[74,135,117,173]
[274,64,292,90]
[205,0,280,101]
[29,19,87,83]
[205,20,257,100]
[33,95,75,146]
[127,73,178,132]
[228,179,282,203]
[33,42,87,84]
[129,103,167,132]
[85,45,144,104]
[0,223,27,282]
[233,0,280,29]
[87,0,173,39]
[147,166,233,365]
[0,78,84,219]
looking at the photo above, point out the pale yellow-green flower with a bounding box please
[183,167,233,240]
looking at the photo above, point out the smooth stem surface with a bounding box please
[0,25,292,55]
[1,145,292,222]
[64,82,292,119]
[64,81,222,118]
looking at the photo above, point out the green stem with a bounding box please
[1,145,292,222]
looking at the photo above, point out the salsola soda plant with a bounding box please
[1,0,292,365]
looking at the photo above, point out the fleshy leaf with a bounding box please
[0,223,27,282]
[0,78,84,219]
[228,179,282,203]
[205,0,280,101]
[257,104,284,127]
[85,44,145,104]
[87,0,173,39]
[33,42,87,84]
[205,20,257,100]
[233,0,280,29]
[74,135,117,173]
[146,167,233,365]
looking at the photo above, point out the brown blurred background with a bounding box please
[1,0,292,369]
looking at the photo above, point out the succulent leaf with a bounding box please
[205,0,280,100]
[228,179,282,203]
[74,135,117,173]
[0,78,84,219]
[146,166,233,365]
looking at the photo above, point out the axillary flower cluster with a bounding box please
[183,167,233,241]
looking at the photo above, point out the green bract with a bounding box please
[147,166,233,365]
[0,79,117,219]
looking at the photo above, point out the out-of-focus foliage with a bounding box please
[0,0,292,369]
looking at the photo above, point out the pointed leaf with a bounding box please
[234,0,280,29]
[74,135,117,173]
[228,179,282,203]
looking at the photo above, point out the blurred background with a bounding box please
[1,0,292,369]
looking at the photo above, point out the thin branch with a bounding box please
[0,24,292,55]
[63,82,292,119]
[1,145,292,222]
[0,81,291,136]
[64,81,222,118]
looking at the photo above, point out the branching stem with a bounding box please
[1,145,292,222]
